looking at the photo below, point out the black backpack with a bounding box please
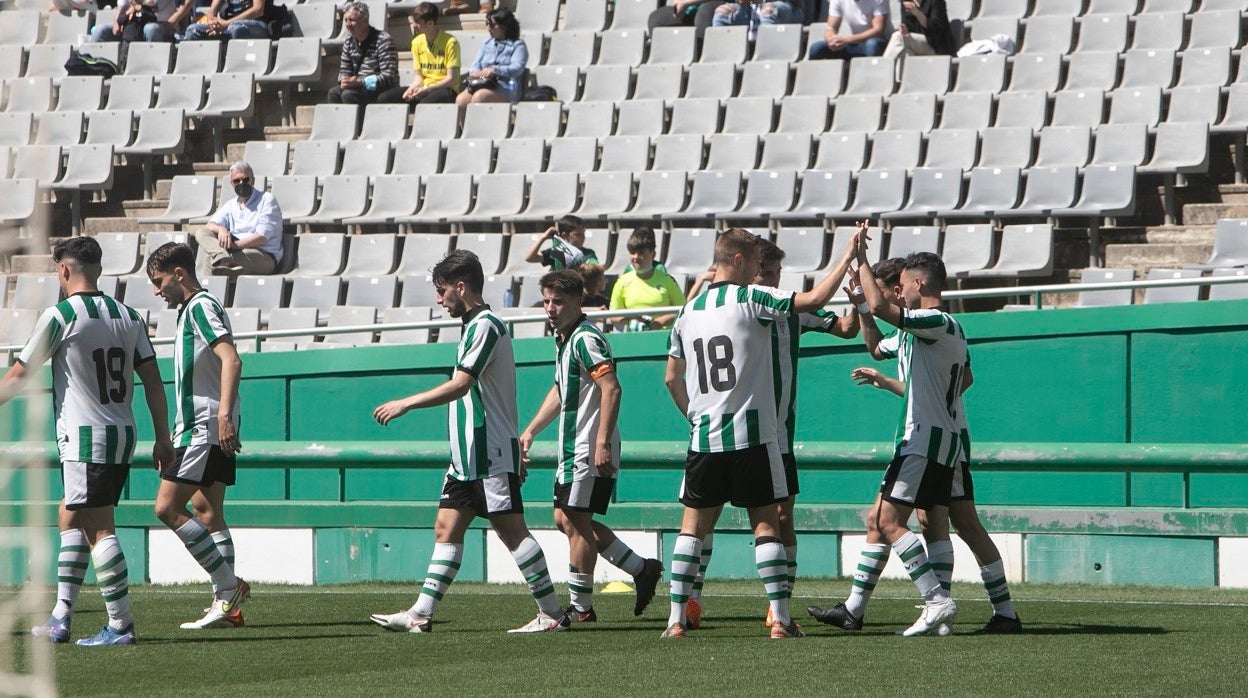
[522,85,558,102]
[264,0,295,39]
[64,48,119,78]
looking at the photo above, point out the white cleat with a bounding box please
[370,610,432,633]
[902,598,958,637]
[180,598,234,629]
[507,612,570,633]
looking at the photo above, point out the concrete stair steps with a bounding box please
[1179,202,1248,226]
[8,254,55,274]
[1104,243,1212,270]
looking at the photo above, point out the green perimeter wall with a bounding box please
[3,300,1247,586]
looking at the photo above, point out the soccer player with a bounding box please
[145,242,252,630]
[519,270,664,623]
[661,227,860,639]
[816,259,1022,634]
[0,236,174,646]
[809,242,963,637]
[369,250,568,633]
[683,240,861,630]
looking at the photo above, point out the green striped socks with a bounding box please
[412,543,463,618]
[756,539,791,625]
[894,531,943,601]
[667,534,702,627]
[927,539,955,593]
[211,529,235,570]
[511,536,561,617]
[91,535,132,632]
[568,569,593,612]
[845,543,888,619]
[980,560,1017,619]
[54,529,89,620]
[174,519,236,594]
[600,538,644,576]
[689,533,713,602]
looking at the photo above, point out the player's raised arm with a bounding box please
[844,264,892,360]
[857,230,903,328]
[794,226,861,314]
[520,385,561,463]
[373,369,475,426]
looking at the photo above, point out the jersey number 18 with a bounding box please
[692,335,737,394]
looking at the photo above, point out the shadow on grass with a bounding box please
[1003,623,1167,636]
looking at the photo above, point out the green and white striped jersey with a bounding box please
[669,282,794,453]
[877,308,968,468]
[880,329,974,466]
[173,290,239,448]
[17,292,154,465]
[772,310,840,455]
[553,318,620,483]
[449,306,520,482]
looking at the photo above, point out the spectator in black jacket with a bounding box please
[327,1,403,105]
[882,0,954,59]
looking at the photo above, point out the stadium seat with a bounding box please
[752,24,804,63]
[652,134,704,172]
[545,29,597,67]
[11,274,59,309]
[776,95,832,135]
[392,234,452,277]
[1050,89,1106,128]
[0,177,37,227]
[1164,86,1222,126]
[1212,85,1248,136]
[1187,219,1248,270]
[887,226,941,257]
[514,172,578,222]
[1090,123,1147,166]
[1077,267,1134,307]
[662,228,717,275]
[827,224,882,268]
[494,137,546,174]
[83,109,134,148]
[942,166,1022,219]
[1142,268,1201,303]
[596,28,646,66]
[1119,49,1175,89]
[461,173,527,223]
[1106,86,1162,127]
[154,74,206,112]
[1075,14,1129,53]
[883,93,937,132]
[258,37,322,95]
[609,0,657,30]
[357,104,408,142]
[289,3,336,41]
[791,60,845,98]
[844,57,895,96]
[410,103,458,140]
[898,56,951,95]
[881,168,963,221]
[1034,126,1092,167]
[105,76,156,112]
[123,42,172,77]
[1139,122,1210,175]
[340,140,392,176]
[941,224,995,277]
[54,76,104,112]
[12,145,62,185]
[840,169,908,220]
[577,171,634,220]
[1186,10,1242,50]
[34,111,83,146]
[231,276,285,323]
[390,139,442,176]
[379,305,433,344]
[965,223,1054,279]
[977,127,1034,169]
[1064,51,1121,92]
[173,40,223,76]
[1174,48,1231,89]
[937,92,993,131]
[1130,12,1184,51]
[923,129,979,170]
[401,173,473,225]
[759,132,813,171]
[1141,0,1191,10]
[291,139,341,176]
[952,54,1006,94]
[1019,16,1075,54]
[0,11,40,46]
[296,175,371,225]
[51,143,114,192]
[1207,268,1248,301]
[868,130,923,170]
[242,140,290,179]
[700,25,748,64]
[461,103,512,140]
[737,61,790,100]
[999,165,1080,217]
[118,107,184,156]
[344,274,399,310]
[288,275,342,319]
[0,47,22,81]
[455,233,506,276]
[734,169,797,219]
[564,101,616,138]
[5,77,53,114]
[265,307,319,349]
[546,136,598,173]
[829,95,883,133]
[1052,164,1137,218]
[1006,53,1062,94]
[561,0,608,31]
[968,17,1019,44]
[647,27,696,65]
[511,103,561,140]
[95,233,142,277]
[599,135,651,172]
[441,138,494,175]
[288,233,347,277]
[611,170,688,221]
[668,97,723,135]
[669,170,743,222]
[773,227,826,272]
[309,104,358,141]
[322,306,378,346]
[684,62,737,100]
[706,133,759,172]
[771,169,853,221]
[975,0,1028,16]
[118,275,163,325]
[343,174,422,226]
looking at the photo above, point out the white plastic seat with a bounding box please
[441,138,494,175]
[999,165,1080,217]
[291,139,341,176]
[738,61,792,99]
[343,174,422,226]
[1142,268,1201,304]
[344,274,400,310]
[410,103,458,140]
[390,139,442,176]
[881,168,964,221]
[940,166,1022,219]
[140,175,218,225]
[1077,267,1134,307]
[546,136,598,173]
[340,140,392,176]
[977,127,1034,169]
[923,129,979,170]
[461,103,512,140]
[964,223,1054,279]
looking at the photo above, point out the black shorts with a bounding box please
[554,477,615,515]
[440,472,524,518]
[880,454,954,511]
[782,452,799,498]
[162,444,236,487]
[62,460,131,511]
[950,459,975,502]
[679,443,788,510]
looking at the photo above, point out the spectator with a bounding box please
[327,1,402,105]
[387,2,461,107]
[807,0,888,60]
[712,0,805,34]
[455,8,528,123]
[523,215,599,272]
[883,0,954,59]
[578,263,609,310]
[648,0,723,36]
[608,227,685,332]
[91,0,194,43]
[194,161,284,277]
[180,0,269,41]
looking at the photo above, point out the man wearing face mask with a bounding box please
[194,162,285,277]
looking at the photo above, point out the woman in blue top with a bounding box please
[455,9,528,125]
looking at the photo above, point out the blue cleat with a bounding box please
[75,625,136,647]
[30,616,71,644]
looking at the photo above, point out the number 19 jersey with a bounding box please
[17,292,155,465]
[668,282,793,453]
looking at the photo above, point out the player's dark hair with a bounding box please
[759,238,785,265]
[904,251,948,290]
[52,236,103,268]
[556,214,585,235]
[486,8,521,39]
[410,1,439,24]
[146,242,197,276]
[626,226,657,253]
[713,227,762,267]
[872,257,905,287]
[431,249,484,294]
[539,269,584,299]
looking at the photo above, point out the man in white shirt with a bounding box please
[194,161,284,276]
[807,0,889,60]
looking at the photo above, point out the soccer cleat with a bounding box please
[685,598,702,630]
[224,608,245,628]
[975,613,1023,634]
[807,602,863,631]
[660,622,688,639]
[563,605,597,623]
[633,558,664,616]
[181,598,236,629]
[770,619,805,639]
[30,616,71,644]
[370,610,432,633]
[901,598,958,637]
[507,612,570,633]
[75,624,136,646]
[219,578,251,614]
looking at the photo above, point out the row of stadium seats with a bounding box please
[0,74,257,117]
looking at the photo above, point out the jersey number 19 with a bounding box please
[91,347,127,405]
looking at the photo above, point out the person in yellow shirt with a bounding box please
[608,227,686,332]
[389,2,461,106]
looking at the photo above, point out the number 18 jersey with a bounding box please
[17,292,155,465]
[668,282,793,453]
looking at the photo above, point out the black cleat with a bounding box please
[975,613,1023,634]
[633,558,664,616]
[563,604,598,623]
[807,602,863,631]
